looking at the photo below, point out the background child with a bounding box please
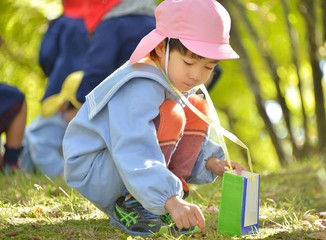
[63,0,244,236]
[0,83,27,172]
[39,0,90,101]
[20,72,82,177]
[75,0,156,103]
[18,0,89,177]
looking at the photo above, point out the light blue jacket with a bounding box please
[63,62,224,216]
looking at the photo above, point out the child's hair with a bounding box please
[150,38,204,60]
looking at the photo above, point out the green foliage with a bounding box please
[213,0,326,170]
[0,158,325,239]
[211,59,280,173]
[0,0,60,124]
[1,0,325,173]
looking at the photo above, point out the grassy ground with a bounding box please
[0,158,325,240]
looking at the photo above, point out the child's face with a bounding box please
[167,50,218,92]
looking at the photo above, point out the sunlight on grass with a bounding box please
[0,157,325,239]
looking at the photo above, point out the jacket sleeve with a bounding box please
[187,131,225,184]
[64,78,183,215]
[107,78,183,215]
[38,17,62,77]
[63,103,126,215]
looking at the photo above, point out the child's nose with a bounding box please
[189,70,201,82]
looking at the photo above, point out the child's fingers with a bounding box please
[173,217,183,230]
[184,211,199,229]
[173,205,205,230]
[193,206,205,230]
[232,162,244,175]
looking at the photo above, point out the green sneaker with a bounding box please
[160,213,201,235]
[110,196,169,236]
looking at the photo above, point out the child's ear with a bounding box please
[154,41,166,58]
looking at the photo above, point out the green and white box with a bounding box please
[218,170,260,236]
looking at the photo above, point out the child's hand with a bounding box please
[165,195,205,231]
[206,157,244,176]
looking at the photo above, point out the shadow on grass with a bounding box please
[1,218,209,240]
[265,230,326,240]
[0,159,325,240]
[1,217,324,240]
[0,218,128,240]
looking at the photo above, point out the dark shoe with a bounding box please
[160,213,201,235]
[110,196,169,236]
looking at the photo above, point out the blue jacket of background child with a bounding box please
[39,15,90,101]
[75,0,156,103]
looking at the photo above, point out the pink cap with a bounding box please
[129,0,239,64]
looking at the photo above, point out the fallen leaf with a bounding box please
[314,219,326,229]
[307,232,326,240]
[31,237,42,240]
[318,212,326,219]
[33,206,43,216]
[6,231,19,237]
[205,205,218,213]
[302,220,312,228]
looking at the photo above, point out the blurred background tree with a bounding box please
[0,0,61,122]
[216,0,326,171]
[0,0,325,173]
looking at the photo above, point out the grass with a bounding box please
[0,158,325,240]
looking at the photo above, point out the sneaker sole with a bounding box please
[109,217,169,236]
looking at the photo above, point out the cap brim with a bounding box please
[181,39,239,60]
[130,29,239,64]
[129,29,166,64]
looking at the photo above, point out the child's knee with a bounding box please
[188,95,209,116]
[156,100,185,141]
[184,95,209,131]
[161,100,185,124]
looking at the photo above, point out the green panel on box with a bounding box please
[217,172,244,236]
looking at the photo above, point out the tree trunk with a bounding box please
[322,0,326,43]
[226,18,288,165]
[227,0,300,159]
[299,0,326,152]
[281,0,309,157]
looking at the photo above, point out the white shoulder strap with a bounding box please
[152,61,253,172]
[166,80,253,173]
